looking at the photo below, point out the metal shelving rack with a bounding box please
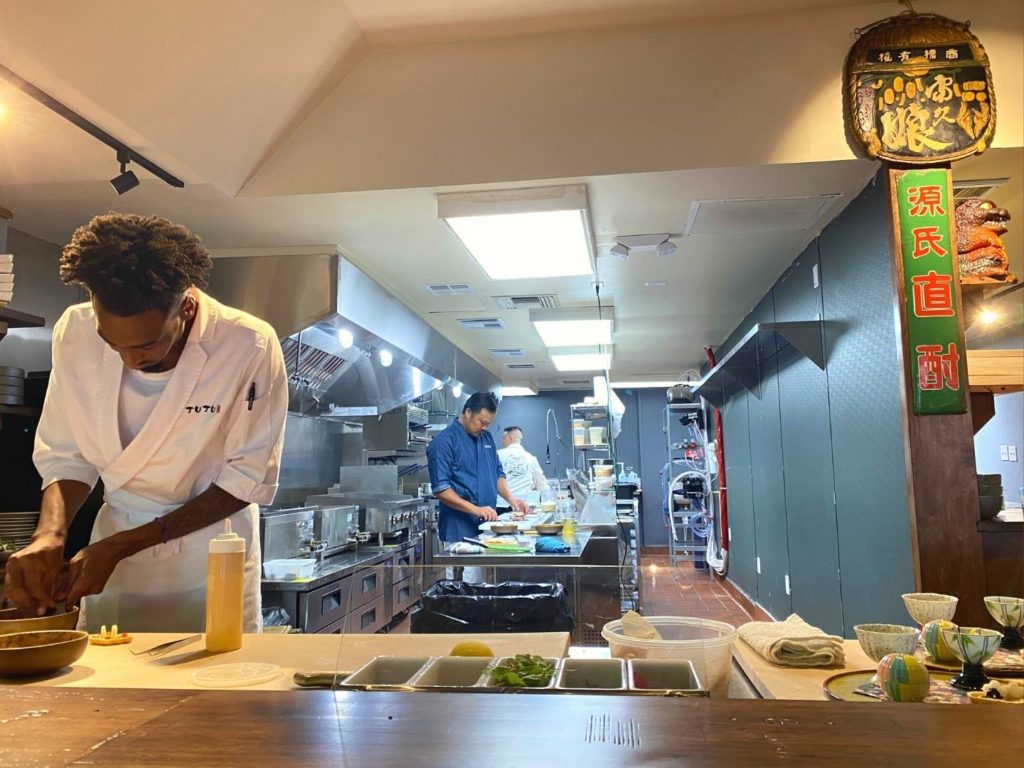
[664,402,715,567]
[569,403,611,473]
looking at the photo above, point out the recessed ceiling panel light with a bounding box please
[438,185,594,281]
[501,385,538,396]
[530,308,613,347]
[550,347,612,372]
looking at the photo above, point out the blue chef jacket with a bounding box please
[427,418,505,543]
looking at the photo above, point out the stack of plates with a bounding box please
[0,366,25,406]
[0,511,40,550]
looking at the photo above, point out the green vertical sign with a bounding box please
[895,168,966,415]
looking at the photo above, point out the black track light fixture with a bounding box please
[0,61,184,192]
[110,150,140,195]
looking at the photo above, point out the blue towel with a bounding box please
[534,536,571,553]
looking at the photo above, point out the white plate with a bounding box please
[479,513,552,532]
[192,663,281,688]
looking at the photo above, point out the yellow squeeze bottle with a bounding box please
[205,519,245,652]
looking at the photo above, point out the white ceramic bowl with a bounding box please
[853,623,919,662]
[940,627,1002,665]
[901,592,958,625]
[984,596,1024,630]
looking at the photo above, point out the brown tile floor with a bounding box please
[639,555,751,627]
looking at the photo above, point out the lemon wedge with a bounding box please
[450,640,495,657]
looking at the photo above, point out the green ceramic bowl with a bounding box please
[940,627,1002,666]
[984,596,1024,630]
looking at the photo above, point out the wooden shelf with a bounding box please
[694,321,825,408]
[570,404,608,419]
[0,403,41,417]
[0,307,45,328]
[967,349,1024,394]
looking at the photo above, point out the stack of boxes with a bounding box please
[0,253,12,308]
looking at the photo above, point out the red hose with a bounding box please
[705,347,728,552]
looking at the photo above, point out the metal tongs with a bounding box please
[129,633,202,658]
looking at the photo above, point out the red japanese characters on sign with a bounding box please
[907,185,945,216]
[915,343,960,391]
[912,226,948,258]
[911,270,955,317]
[895,168,966,415]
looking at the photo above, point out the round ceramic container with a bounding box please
[877,653,930,702]
[984,596,1024,630]
[854,623,919,663]
[940,627,1003,665]
[920,619,959,663]
[901,592,958,625]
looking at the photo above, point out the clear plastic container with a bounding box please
[601,616,737,698]
[262,558,316,580]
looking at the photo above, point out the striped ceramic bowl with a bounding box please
[920,619,959,663]
[984,596,1024,630]
[940,627,1002,666]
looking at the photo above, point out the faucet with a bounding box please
[544,408,561,466]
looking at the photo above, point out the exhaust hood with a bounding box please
[206,249,498,416]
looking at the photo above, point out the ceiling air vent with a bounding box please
[493,294,560,310]
[489,348,525,358]
[561,378,591,385]
[952,177,1008,200]
[685,194,842,235]
[458,317,505,330]
[507,363,537,369]
[427,282,474,295]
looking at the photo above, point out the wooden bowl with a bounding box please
[0,606,80,635]
[488,523,519,535]
[0,630,89,678]
[535,523,564,535]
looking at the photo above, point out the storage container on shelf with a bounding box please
[262,558,316,580]
[601,616,737,698]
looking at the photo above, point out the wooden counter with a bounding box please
[732,638,877,700]
[3,687,1017,767]
[0,631,570,691]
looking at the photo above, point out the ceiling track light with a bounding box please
[110,149,140,195]
[609,233,680,260]
[0,61,184,192]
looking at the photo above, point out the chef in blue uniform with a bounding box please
[427,392,528,544]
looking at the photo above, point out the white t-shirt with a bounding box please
[496,442,548,499]
[118,367,174,447]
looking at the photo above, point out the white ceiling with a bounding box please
[0,0,1021,389]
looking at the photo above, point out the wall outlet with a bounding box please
[756,556,762,575]
[728,526,732,542]
[812,263,820,289]
[1001,445,1011,461]
[784,574,791,595]
[1010,445,1019,462]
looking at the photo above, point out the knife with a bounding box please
[129,633,202,658]
[293,671,353,688]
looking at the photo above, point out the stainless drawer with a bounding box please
[346,594,387,634]
[349,565,386,612]
[391,572,421,615]
[392,542,419,583]
[299,576,353,634]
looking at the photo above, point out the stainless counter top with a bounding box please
[261,546,394,592]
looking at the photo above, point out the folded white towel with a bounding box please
[446,542,484,555]
[738,614,845,668]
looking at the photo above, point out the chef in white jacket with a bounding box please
[3,212,287,633]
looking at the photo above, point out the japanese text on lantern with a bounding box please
[895,169,966,414]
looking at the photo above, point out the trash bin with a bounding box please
[410,581,575,634]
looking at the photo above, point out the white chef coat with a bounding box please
[118,367,173,447]
[33,290,288,633]
[496,443,548,499]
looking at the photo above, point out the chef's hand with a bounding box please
[64,540,121,607]
[511,498,530,515]
[475,506,499,522]
[4,534,66,615]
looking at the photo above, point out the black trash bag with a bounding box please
[410,580,574,634]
